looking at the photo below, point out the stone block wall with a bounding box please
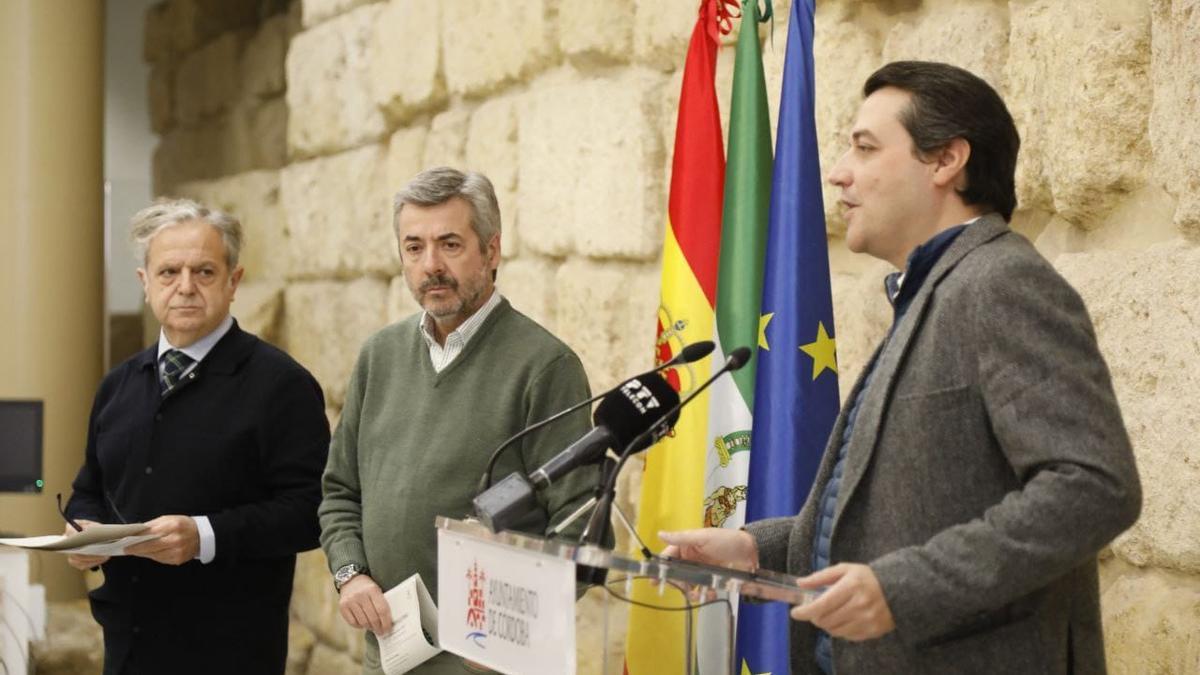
[149,1,297,190]
[135,0,1199,673]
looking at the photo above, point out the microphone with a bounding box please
[531,375,682,488]
[665,340,717,368]
[578,346,753,547]
[474,374,681,532]
[615,346,750,472]
[475,341,713,493]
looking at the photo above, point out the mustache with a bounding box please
[419,275,458,292]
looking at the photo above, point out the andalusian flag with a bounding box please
[737,1,840,673]
[699,0,773,670]
[624,1,728,673]
[702,0,773,539]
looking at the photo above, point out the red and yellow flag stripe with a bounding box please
[625,1,734,672]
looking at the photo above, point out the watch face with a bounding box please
[336,565,358,585]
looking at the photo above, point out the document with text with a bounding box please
[379,573,442,675]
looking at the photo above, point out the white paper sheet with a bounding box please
[0,523,155,555]
[379,573,443,675]
[67,534,160,556]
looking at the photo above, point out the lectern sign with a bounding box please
[437,525,576,674]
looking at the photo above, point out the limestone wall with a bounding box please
[138,0,1199,673]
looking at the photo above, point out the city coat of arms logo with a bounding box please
[465,560,487,647]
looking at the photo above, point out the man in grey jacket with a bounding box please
[661,61,1141,674]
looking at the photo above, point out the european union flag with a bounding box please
[736,0,841,672]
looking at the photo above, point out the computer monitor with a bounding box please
[0,400,44,493]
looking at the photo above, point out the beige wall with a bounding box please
[134,0,1200,673]
[0,0,105,602]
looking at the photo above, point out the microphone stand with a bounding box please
[549,451,646,556]
[576,454,621,585]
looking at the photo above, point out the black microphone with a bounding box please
[578,346,753,547]
[615,346,750,471]
[667,340,717,367]
[530,375,682,488]
[475,341,713,493]
[474,374,682,532]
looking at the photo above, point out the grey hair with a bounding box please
[130,197,243,269]
[392,167,501,250]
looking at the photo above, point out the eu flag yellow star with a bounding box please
[799,321,837,380]
[758,312,774,351]
[741,659,771,675]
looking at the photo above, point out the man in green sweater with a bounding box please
[319,167,597,674]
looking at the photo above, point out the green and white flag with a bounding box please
[698,3,772,671]
[703,0,772,535]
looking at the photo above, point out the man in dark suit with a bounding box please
[661,61,1141,674]
[65,198,330,675]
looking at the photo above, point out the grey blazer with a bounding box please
[746,214,1141,675]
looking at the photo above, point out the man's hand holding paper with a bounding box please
[123,515,200,566]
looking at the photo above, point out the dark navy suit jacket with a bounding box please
[68,321,330,675]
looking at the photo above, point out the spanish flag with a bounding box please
[624,1,733,672]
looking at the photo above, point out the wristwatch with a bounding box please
[333,563,366,592]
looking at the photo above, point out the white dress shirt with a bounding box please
[419,290,503,372]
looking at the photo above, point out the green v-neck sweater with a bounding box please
[319,298,594,670]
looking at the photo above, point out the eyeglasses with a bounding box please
[56,491,129,531]
[57,491,110,572]
[56,493,82,532]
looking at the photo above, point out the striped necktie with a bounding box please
[158,349,195,395]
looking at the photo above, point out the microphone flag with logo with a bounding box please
[532,374,681,489]
[475,375,680,533]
